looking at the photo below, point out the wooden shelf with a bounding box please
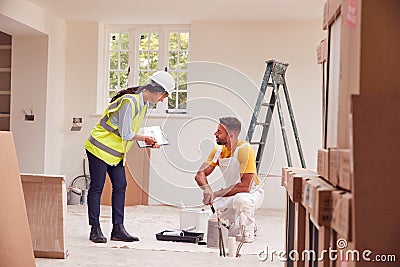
[0,68,11,72]
[0,91,11,95]
[0,114,10,118]
[0,45,11,49]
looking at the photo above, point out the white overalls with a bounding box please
[212,143,265,242]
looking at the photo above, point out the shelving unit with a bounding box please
[0,31,11,131]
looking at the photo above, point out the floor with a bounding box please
[35,205,286,267]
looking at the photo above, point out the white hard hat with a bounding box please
[149,71,175,94]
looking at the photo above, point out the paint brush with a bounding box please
[210,204,215,214]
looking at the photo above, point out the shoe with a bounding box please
[111,224,139,242]
[89,225,107,243]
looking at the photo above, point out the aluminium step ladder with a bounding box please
[246,60,306,170]
[246,60,306,267]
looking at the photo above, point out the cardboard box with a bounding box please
[356,0,400,95]
[351,95,400,265]
[281,167,312,187]
[337,149,352,191]
[0,132,36,267]
[317,149,329,179]
[287,175,303,203]
[336,0,361,149]
[331,191,352,241]
[282,168,319,203]
[101,145,150,206]
[328,148,339,186]
[21,174,67,259]
[317,38,328,64]
[304,178,336,227]
[328,0,400,148]
[288,172,319,203]
[324,0,400,148]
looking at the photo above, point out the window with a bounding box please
[106,26,190,114]
[167,31,189,112]
[108,32,130,100]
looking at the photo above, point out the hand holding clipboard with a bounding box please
[136,126,169,148]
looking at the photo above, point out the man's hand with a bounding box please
[202,185,214,205]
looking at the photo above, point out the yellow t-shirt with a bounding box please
[205,140,259,185]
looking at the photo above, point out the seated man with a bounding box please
[195,117,264,242]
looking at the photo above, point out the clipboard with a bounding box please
[136,126,169,148]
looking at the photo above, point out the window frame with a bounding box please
[103,24,190,116]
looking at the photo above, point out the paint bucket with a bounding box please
[180,208,211,233]
[207,218,229,248]
[67,187,82,205]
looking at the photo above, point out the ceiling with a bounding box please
[25,0,325,24]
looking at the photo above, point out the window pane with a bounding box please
[169,52,178,70]
[109,71,118,90]
[169,32,178,50]
[139,33,148,50]
[178,92,187,109]
[121,33,129,50]
[178,83,187,91]
[110,33,119,50]
[179,51,188,70]
[180,32,189,50]
[149,52,158,70]
[139,51,149,70]
[110,52,118,70]
[168,91,177,109]
[178,72,187,88]
[120,71,128,88]
[120,52,129,70]
[170,71,178,83]
[150,32,159,50]
[139,71,148,85]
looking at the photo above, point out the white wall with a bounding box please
[11,36,48,173]
[0,0,66,174]
[146,20,324,209]
[61,21,103,182]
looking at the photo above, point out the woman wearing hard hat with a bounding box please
[84,71,175,243]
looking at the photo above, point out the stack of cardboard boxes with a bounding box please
[283,0,400,266]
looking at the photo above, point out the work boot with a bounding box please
[111,224,139,242]
[89,225,107,243]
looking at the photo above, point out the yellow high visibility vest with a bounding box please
[84,94,148,166]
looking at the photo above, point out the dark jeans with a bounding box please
[86,150,127,226]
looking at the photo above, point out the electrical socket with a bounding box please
[71,117,82,131]
[25,114,34,121]
[73,117,82,123]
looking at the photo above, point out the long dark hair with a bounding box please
[110,83,167,103]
